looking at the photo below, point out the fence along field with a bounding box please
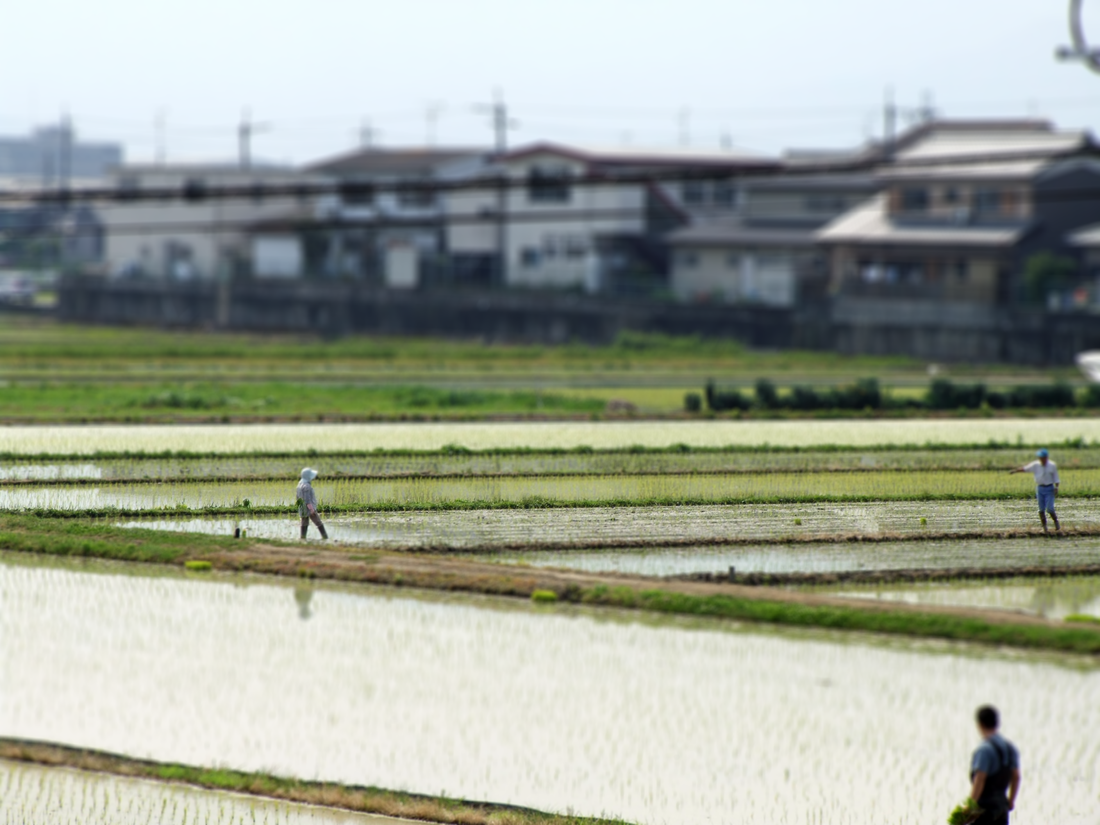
[3,558,1099,825]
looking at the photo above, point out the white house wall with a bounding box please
[101,169,315,280]
[671,247,796,307]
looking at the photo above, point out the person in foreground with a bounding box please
[969,705,1020,824]
[296,467,328,540]
[1008,448,1060,532]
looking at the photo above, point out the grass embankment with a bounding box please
[0,320,1084,420]
[4,514,1100,655]
[0,382,605,423]
[0,739,630,825]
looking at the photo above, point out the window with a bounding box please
[954,260,969,281]
[727,252,740,269]
[678,250,699,269]
[116,175,140,201]
[396,183,434,209]
[974,188,1000,215]
[520,247,540,268]
[712,179,736,207]
[944,187,960,205]
[527,167,571,203]
[900,188,929,212]
[805,195,846,213]
[340,181,374,206]
[682,180,706,205]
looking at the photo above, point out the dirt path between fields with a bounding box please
[201,540,1091,634]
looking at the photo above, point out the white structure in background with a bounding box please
[248,147,490,284]
[100,163,317,281]
[446,143,778,293]
[1076,351,1100,382]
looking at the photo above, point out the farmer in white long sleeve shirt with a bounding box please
[296,467,328,540]
[1009,448,1060,532]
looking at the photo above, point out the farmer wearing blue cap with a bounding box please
[1009,449,1060,532]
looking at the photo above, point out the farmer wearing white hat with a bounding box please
[296,468,328,540]
[1009,449,1060,532]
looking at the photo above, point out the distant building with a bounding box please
[667,173,876,307]
[819,120,1100,308]
[100,163,314,281]
[0,123,122,183]
[259,146,491,287]
[446,143,781,295]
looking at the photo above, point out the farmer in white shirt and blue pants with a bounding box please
[1009,448,1060,532]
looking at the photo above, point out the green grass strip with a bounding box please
[576,587,1100,655]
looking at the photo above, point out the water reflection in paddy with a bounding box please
[1,555,1098,825]
[817,575,1100,620]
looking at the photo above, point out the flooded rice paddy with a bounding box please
[6,470,1099,511]
[0,418,1095,454]
[117,499,1100,552]
[815,576,1100,621]
[467,535,1100,577]
[0,760,391,825]
[2,555,1099,825]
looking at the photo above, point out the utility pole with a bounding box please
[678,108,691,147]
[238,109,270,170]
[424,102,444,146]
[57,113,72,193]
[155,111,167,165]
[475,90,517,287]
[359,119,378,149]
[883,88,897,161]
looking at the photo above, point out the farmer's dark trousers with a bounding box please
[973,810,1008,825]
[301,513,327,539]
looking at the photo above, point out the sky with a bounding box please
[3,0,1100,166]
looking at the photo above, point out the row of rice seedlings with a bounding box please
[10,445,1100,484]
[0,418,1096,455]
[5,562,1099,825]
[7,470,1100,512]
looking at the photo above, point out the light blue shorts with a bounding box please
[1037,485,1056,513]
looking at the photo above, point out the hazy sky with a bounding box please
[4,0,1099,165]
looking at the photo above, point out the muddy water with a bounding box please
[816,576,1100,620]
[1,556,1098,824]
[0,760,393,825]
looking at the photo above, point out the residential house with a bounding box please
[258,146,491,286]
[819,120,1100,308]
[100,163,315,281]
[446,143,780,294]
[667,172,876,307]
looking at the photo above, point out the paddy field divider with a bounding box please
[2,514,1100,655]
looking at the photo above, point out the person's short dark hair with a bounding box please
[977,705,999,730]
